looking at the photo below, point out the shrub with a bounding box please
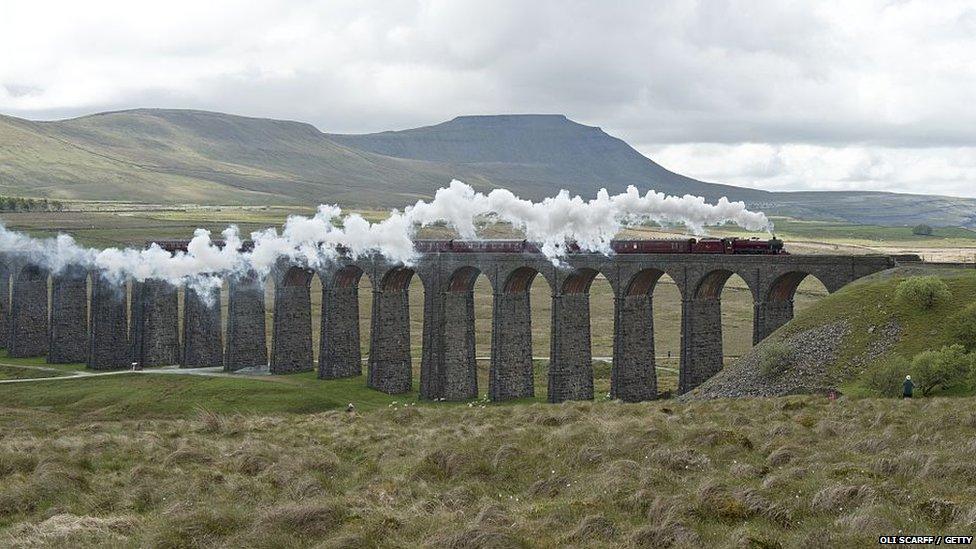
[894,276,951,310]
[862,355,911,397]
[911,345,974,396]
[758,341,793,378]
[912,224,934,236]
[949,302,976,351]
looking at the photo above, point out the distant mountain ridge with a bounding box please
[1,108,975,227]
[328,114,769,203]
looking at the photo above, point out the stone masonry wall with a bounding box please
[8,266,49,358]
[271,276,313,374]
[489,291,535,401]
[130,280,180,366]
[319,285,362,379]
[611,294,657,402]
[679,298,723,393]
[441,290,478,401]
[48,269,89,363]
[548,293,594,403]
[367,289,412,394]
[753,300,794,344]
[0,264,9,349]
[88,275,129,370]
[182,286,223,368]
[225,275,267,370]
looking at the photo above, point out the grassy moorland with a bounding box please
[1,395,975,547]
[2,207,975,546]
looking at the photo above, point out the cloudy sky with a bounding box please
[2,0,976,197]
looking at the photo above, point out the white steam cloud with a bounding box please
[0,180,771,294]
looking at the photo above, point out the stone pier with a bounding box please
[182,285,223,368]
[489,289,535,400]
[611,292,657,402]
[130,280,180,367]
[225,273,267,371]
[48,267,89,363]
[270,266,313,374]
[318,268,363,379]
[753,299,794,344]
[679,297,723,393]
[367,268,413,394]
[8,264,49,358]
[0,261,10,349]
[548,291,594,402]
[88,274,129,370]
[440,286,478,400]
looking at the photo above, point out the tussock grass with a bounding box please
[1,396,975,546]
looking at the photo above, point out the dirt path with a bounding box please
[0,363,244,385]
[1,359,681,384]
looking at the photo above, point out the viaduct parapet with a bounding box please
[0,247,894,402]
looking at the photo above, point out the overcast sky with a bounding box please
[3,0,976,197]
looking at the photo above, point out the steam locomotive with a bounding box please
[149,237,785,256]
[414,237,786,255]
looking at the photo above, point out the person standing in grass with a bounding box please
[903,375,914,398]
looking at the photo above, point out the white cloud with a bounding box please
[645,143,976,198]
[1,0,975,196]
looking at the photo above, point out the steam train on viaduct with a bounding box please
[152,237,785,256]
[414,237,786,255]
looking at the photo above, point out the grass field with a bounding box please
[3,206,975,546]
[1,393,975,546]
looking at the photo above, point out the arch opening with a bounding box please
[587,270,614,398]
[695,269,735,300]
[755,271,830,344]
[503,267,538,293]
[767,271,830,304]
[282,266,313,287]
[561,268,599,294]
[447,266,481,293]
[333,265,364,289]
[720,274,755,359]
[381,267,414,292]
[626,269,665,296]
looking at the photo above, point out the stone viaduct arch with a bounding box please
[0,247,894,403]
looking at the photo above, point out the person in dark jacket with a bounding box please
[903,375,914,398]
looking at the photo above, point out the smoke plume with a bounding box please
[0,180,771,292]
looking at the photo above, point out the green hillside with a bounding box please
[690,265,976,399]
[3,108,976,226]
[0,110,495,206]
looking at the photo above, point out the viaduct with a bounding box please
[0,245,894,402]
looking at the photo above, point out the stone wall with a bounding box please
[48,268,89,363]
[367,288,412,394]
[489,291,535,400]
[611,294,657,401]
[548,293,594,402]
[8,265,49,358]
[753,299,795,344]
[130,280,180,366]
[679,298,723,393]
[270,268,313,374]
[441,290,478,400]
[319,284,362,379]
[0,249,894,401]
[225,275,267,371]
[0,263,9,349]
[88,275,129,370]
[182,286,223,368]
